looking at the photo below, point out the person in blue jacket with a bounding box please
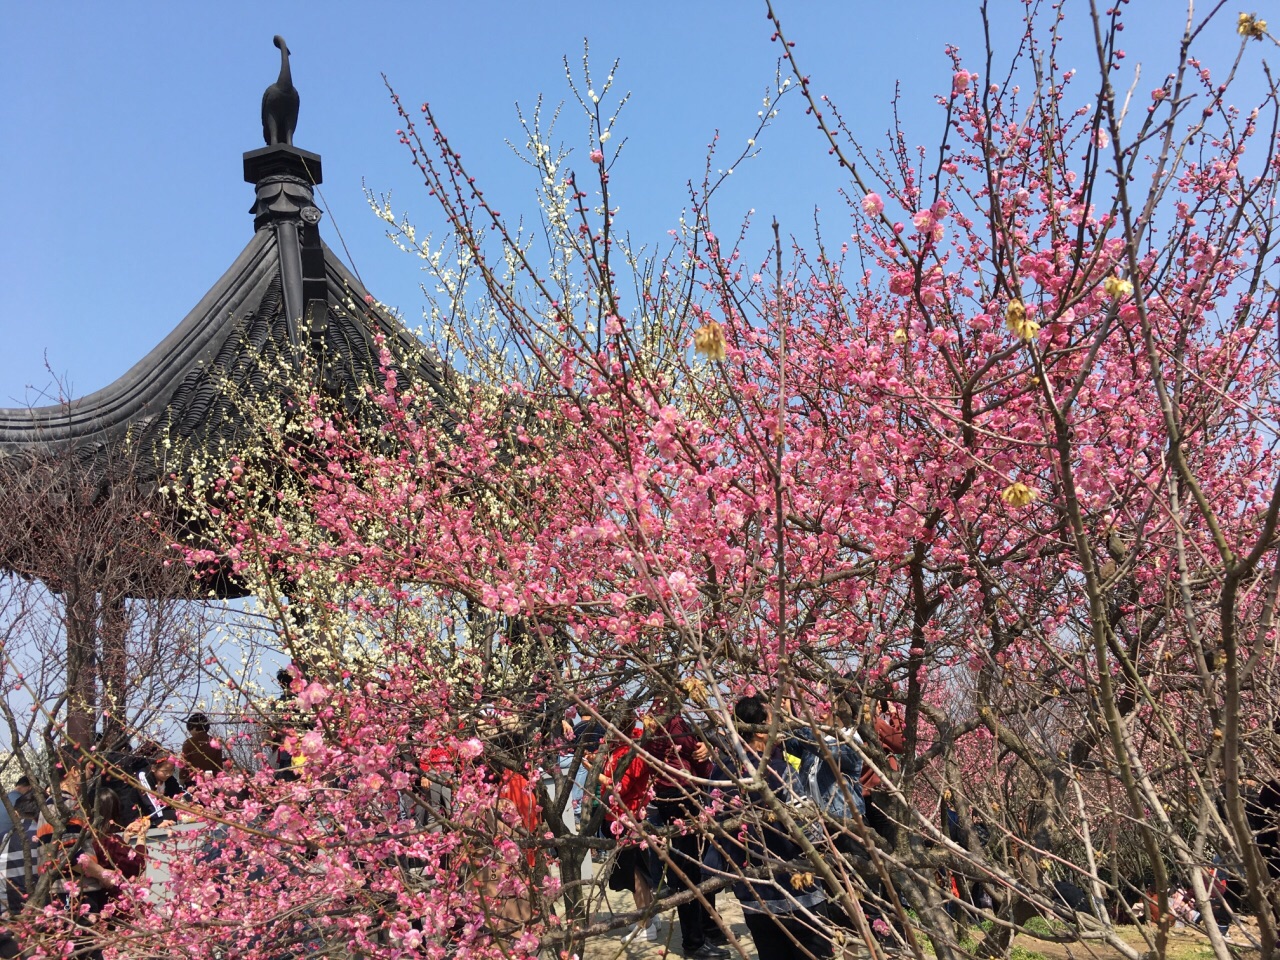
[715,694,834,959]
[783,687,866,836]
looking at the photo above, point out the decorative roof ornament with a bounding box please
[262,35,300,147]
[245,37,322,235]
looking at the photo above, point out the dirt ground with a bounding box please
[1032,924,1259,960]
[578,888,1260,960]
[1028,924,1259,960]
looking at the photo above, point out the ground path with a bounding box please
[578,888,1257,960]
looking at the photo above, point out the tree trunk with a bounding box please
[99,590,128,750]
[64,581,98,748]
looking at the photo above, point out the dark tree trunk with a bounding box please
[99,590,129,750]
[64,581,98,748]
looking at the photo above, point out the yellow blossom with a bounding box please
[1000,481,1038,508]
[1005,299,1040,342]
[1103,275,1134,299]
[1239,12,1268,38]
[892,328,909,344]
[693,321,727,361]
[790,872,816,890]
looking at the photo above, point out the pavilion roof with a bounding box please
[0,44,454,598]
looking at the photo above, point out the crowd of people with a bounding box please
[10,667,1248,959]
[554,679,908,959]
[0,712,225,929]
[0,672,905,959]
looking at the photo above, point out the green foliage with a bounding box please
[1021,916,1061,937]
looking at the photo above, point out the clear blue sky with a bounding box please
[0,2,1261,405]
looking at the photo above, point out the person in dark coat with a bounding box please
[181,712,227,786]
[717,694,833,959]
[860,695,906,850]
[2,791,41,914]
[642,691,725,959]
[1247,777,1280,879]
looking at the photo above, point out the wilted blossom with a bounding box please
[680,676,710,706]
[694,321,727,361]
[1239,12,1268,38]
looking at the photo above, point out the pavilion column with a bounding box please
[64,580,98,750]
[99,590,129,751]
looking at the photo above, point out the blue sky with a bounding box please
[0,2,1262,406]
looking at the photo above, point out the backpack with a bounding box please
[799,734,865,823]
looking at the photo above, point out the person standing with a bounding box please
[181,713,226,786]
[643,693,726,959]
[860,696,906,850]
[0,777,32,839]
[2,791,41,914]
[476,744,543,942]
[723,694,834,959]
[598,710,658,944]
[267,668,303,779]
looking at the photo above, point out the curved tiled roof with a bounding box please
[0,236,451,467]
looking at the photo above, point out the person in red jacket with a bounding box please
[597,711,658,942]
[642,692,726,959]
[860,696,906,849]
[473,737,544,941]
